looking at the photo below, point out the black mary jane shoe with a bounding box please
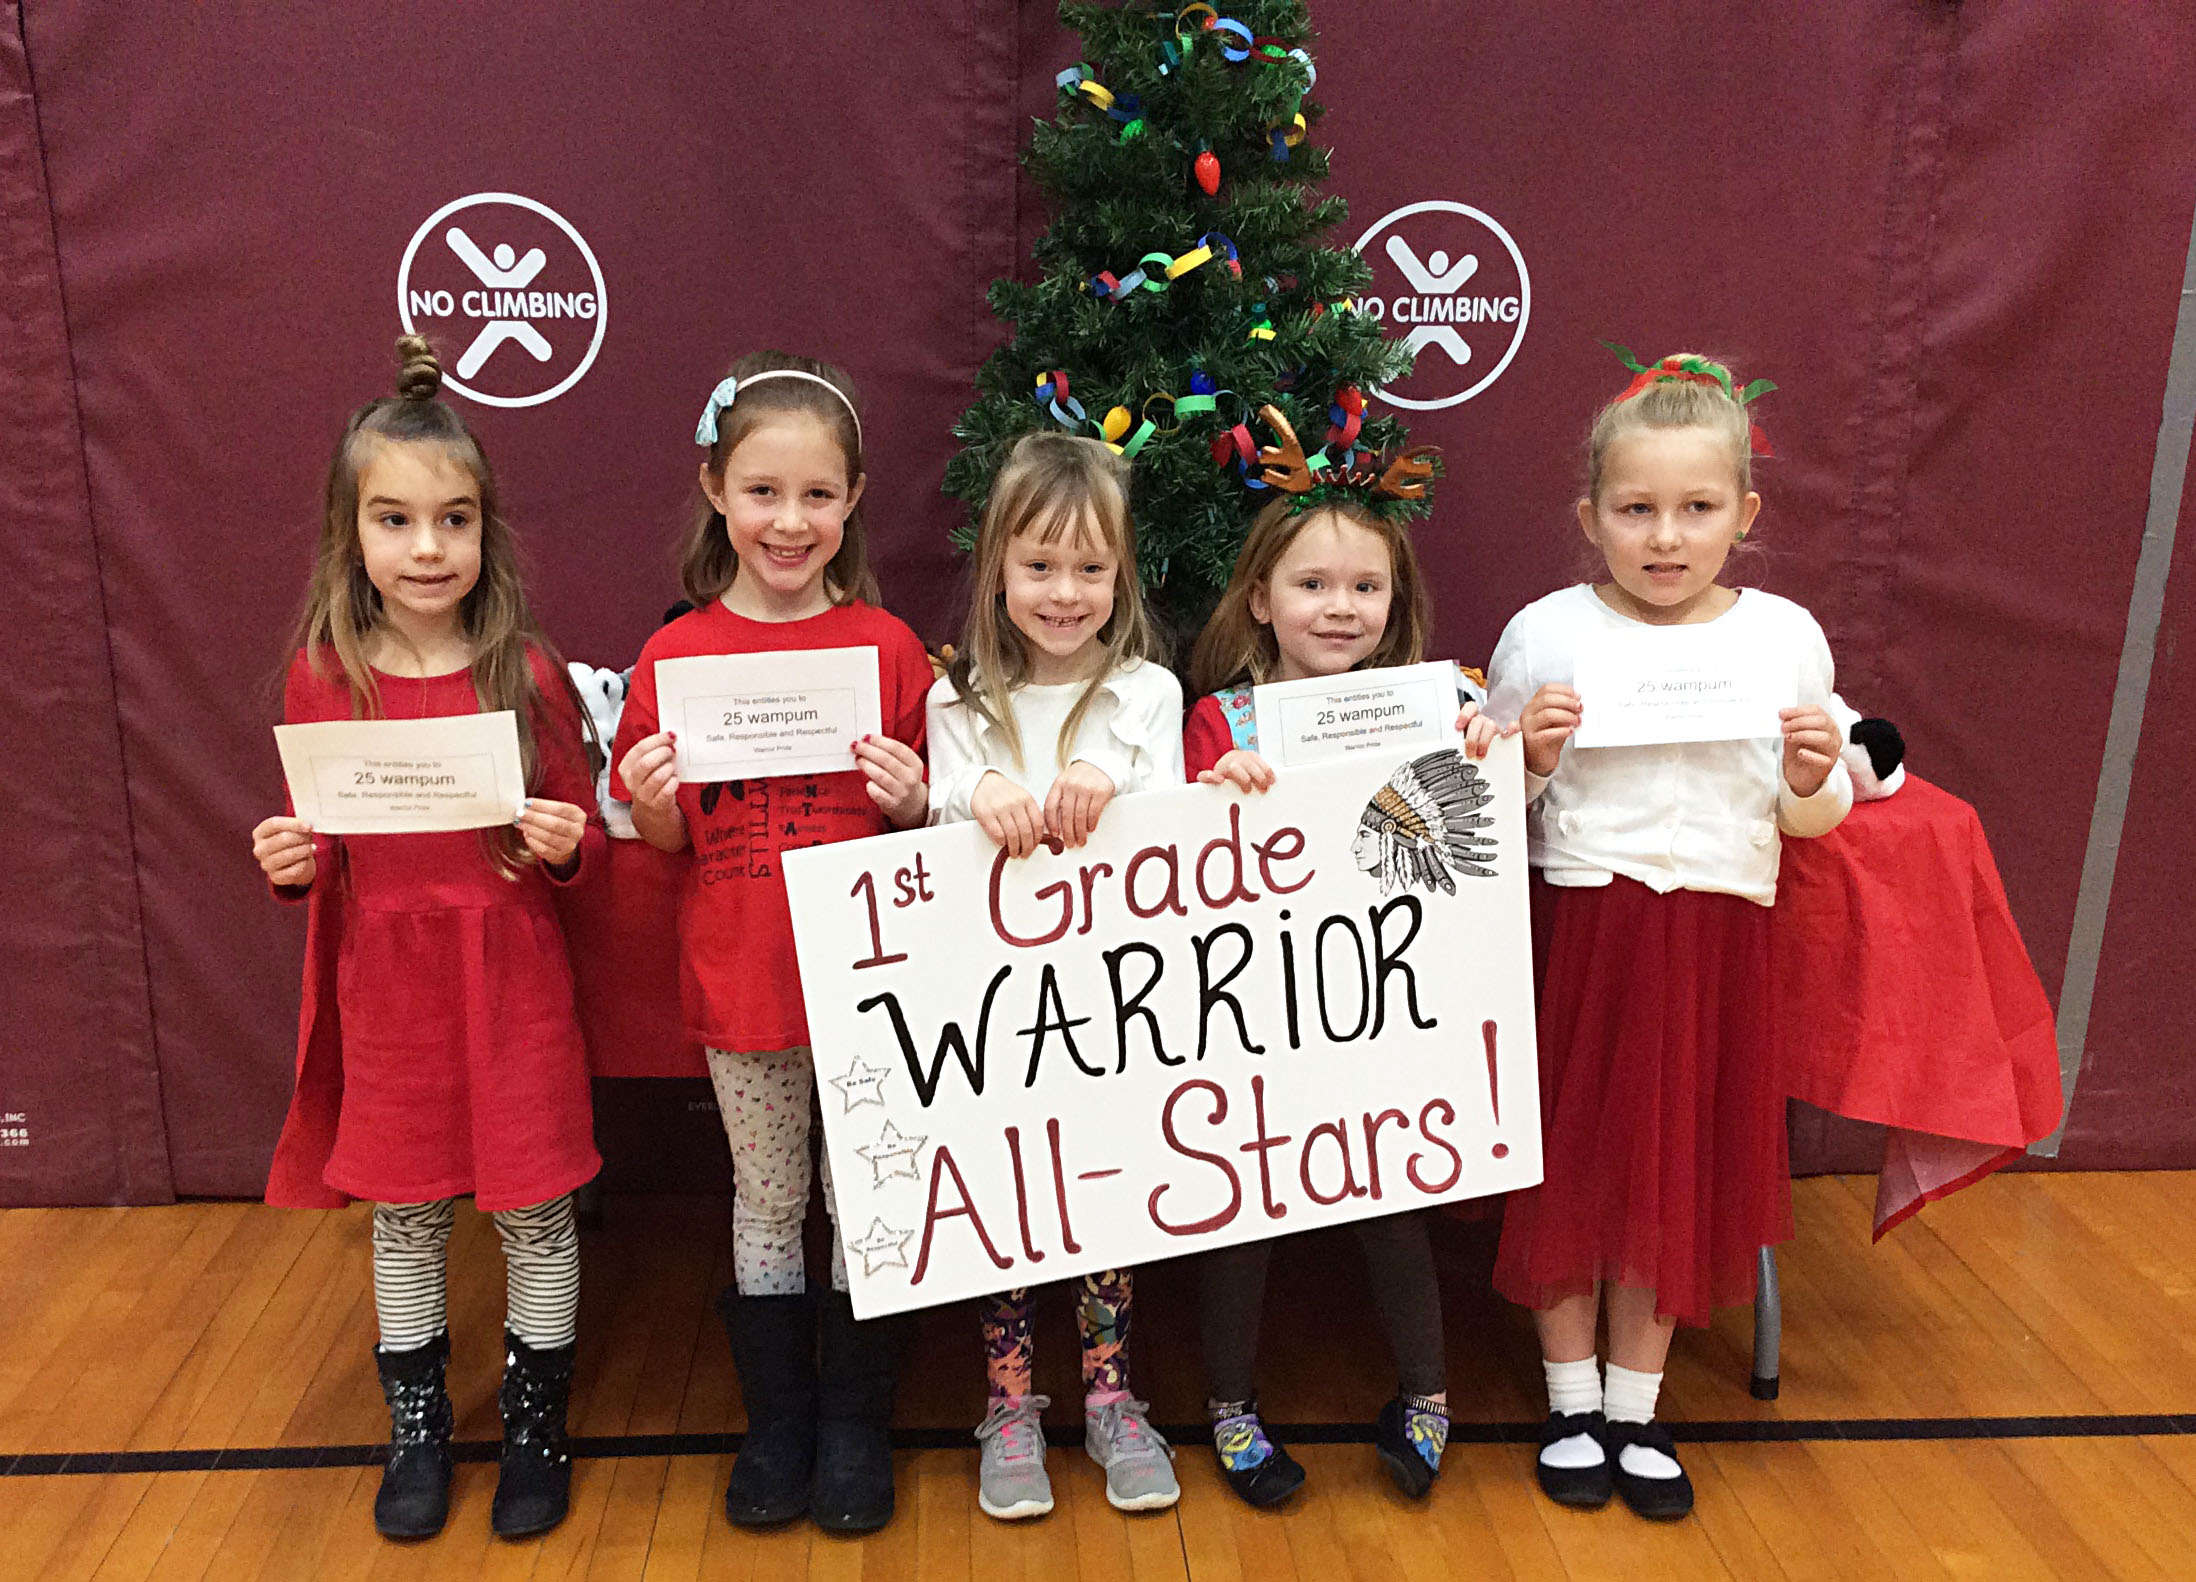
[1606,1419,1694,1520]
[1373,1395,1444,1500]
[1534,1408,1614,1510]
[1220,1440,1306,1509]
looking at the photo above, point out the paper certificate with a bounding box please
[1569,625,1797,748]
[275,712,525,834]
[656,646,883,782]
[1250,661,1465,768]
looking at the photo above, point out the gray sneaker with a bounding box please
[1084,1396,1179,1511]
[976,1396,1054,1520]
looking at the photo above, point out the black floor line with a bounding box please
[5,1414,2193,1478]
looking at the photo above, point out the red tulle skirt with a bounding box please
[1493,875,1792,1328]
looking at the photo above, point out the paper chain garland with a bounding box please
[1032,369,1224,460]
[1085,232,1242,304]
[1061,8,1315,165]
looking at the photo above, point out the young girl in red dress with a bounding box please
[1486,353,1849,1519]
[612,353,932,1534]
[251,337,603,1542]
[1182,491,1498,1507]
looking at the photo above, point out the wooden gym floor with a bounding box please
[3,1172,2196,1580]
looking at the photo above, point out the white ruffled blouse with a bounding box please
[925,658,1186,826]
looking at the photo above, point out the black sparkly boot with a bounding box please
[372,1332,454,1539]
[491,1330,576,1538]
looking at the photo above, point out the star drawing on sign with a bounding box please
[848,1217,914,1277]
[855,1120,926,1185]
[829,1057,891,1113]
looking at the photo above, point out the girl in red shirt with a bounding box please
[612,353,931,1534]
[251,337,602,1543]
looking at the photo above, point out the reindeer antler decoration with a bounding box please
[1252,403,1438,502]
[1375,445,1438,501]
[1253,405,1316,493]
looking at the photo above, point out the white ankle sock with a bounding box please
[1540,1357,1604,1469]
[1603,1364,1681,1479]
[1544,1356,1602,1416]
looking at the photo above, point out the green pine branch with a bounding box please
[947,0,1436,644]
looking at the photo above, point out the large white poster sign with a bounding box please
[784,737,1542,1318]
[655,646,883,781]
[1251,661,1465,768]
[1570,624,1795,748]
[275,711,525,834]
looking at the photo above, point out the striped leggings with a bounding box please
[370,1194,579,1351]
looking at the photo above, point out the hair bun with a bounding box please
[394,335,442,402]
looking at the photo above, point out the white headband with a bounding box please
[693,370,862,450]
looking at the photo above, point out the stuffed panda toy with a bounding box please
[567,601,697,839]
[567,662,638,839]
[1829,693,1906,801]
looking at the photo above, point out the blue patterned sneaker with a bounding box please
[1084,1395,1179,1511]
[975,1395,1053,1520]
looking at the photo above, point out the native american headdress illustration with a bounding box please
[1352,749,1497,895]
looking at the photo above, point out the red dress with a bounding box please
[265,649,604,1212]
[610,599,933,1053]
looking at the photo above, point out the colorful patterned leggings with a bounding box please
[981,1270,1134,1401]
[705,1046,847,1296]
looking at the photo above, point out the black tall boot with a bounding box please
[717,1286,817,1525]
[373,1333,454,1539]
[812,1291,906,1533]
[491,1331,575,1538]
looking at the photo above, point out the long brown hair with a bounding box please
[291,334,590,875]
[944,433,1158,769]
[1189,497,1431,696]
[681,350,876,607]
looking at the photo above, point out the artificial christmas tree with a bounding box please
[945,1,1434,644]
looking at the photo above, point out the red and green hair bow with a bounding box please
[1602,342,1777,456]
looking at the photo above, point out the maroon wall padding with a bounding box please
[5,2,2194,1202]
[19,1,1018,1197]
[1269,2,2196,1171]
[0,3,171,1204]
[2067,422,2196,1168]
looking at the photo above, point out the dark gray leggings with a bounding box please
[1199,1211,1446,1402]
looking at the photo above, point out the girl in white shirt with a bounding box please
[1485,353,1849,1521]
[927,433,1183,1522]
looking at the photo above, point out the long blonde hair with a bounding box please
[681,350,876,607]
[290,335,591,875]
[1189,497,1431,696]
[945,433,1157,768]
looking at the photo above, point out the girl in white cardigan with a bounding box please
[927,433,1182,1523]
[1485,353,1850,1521]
